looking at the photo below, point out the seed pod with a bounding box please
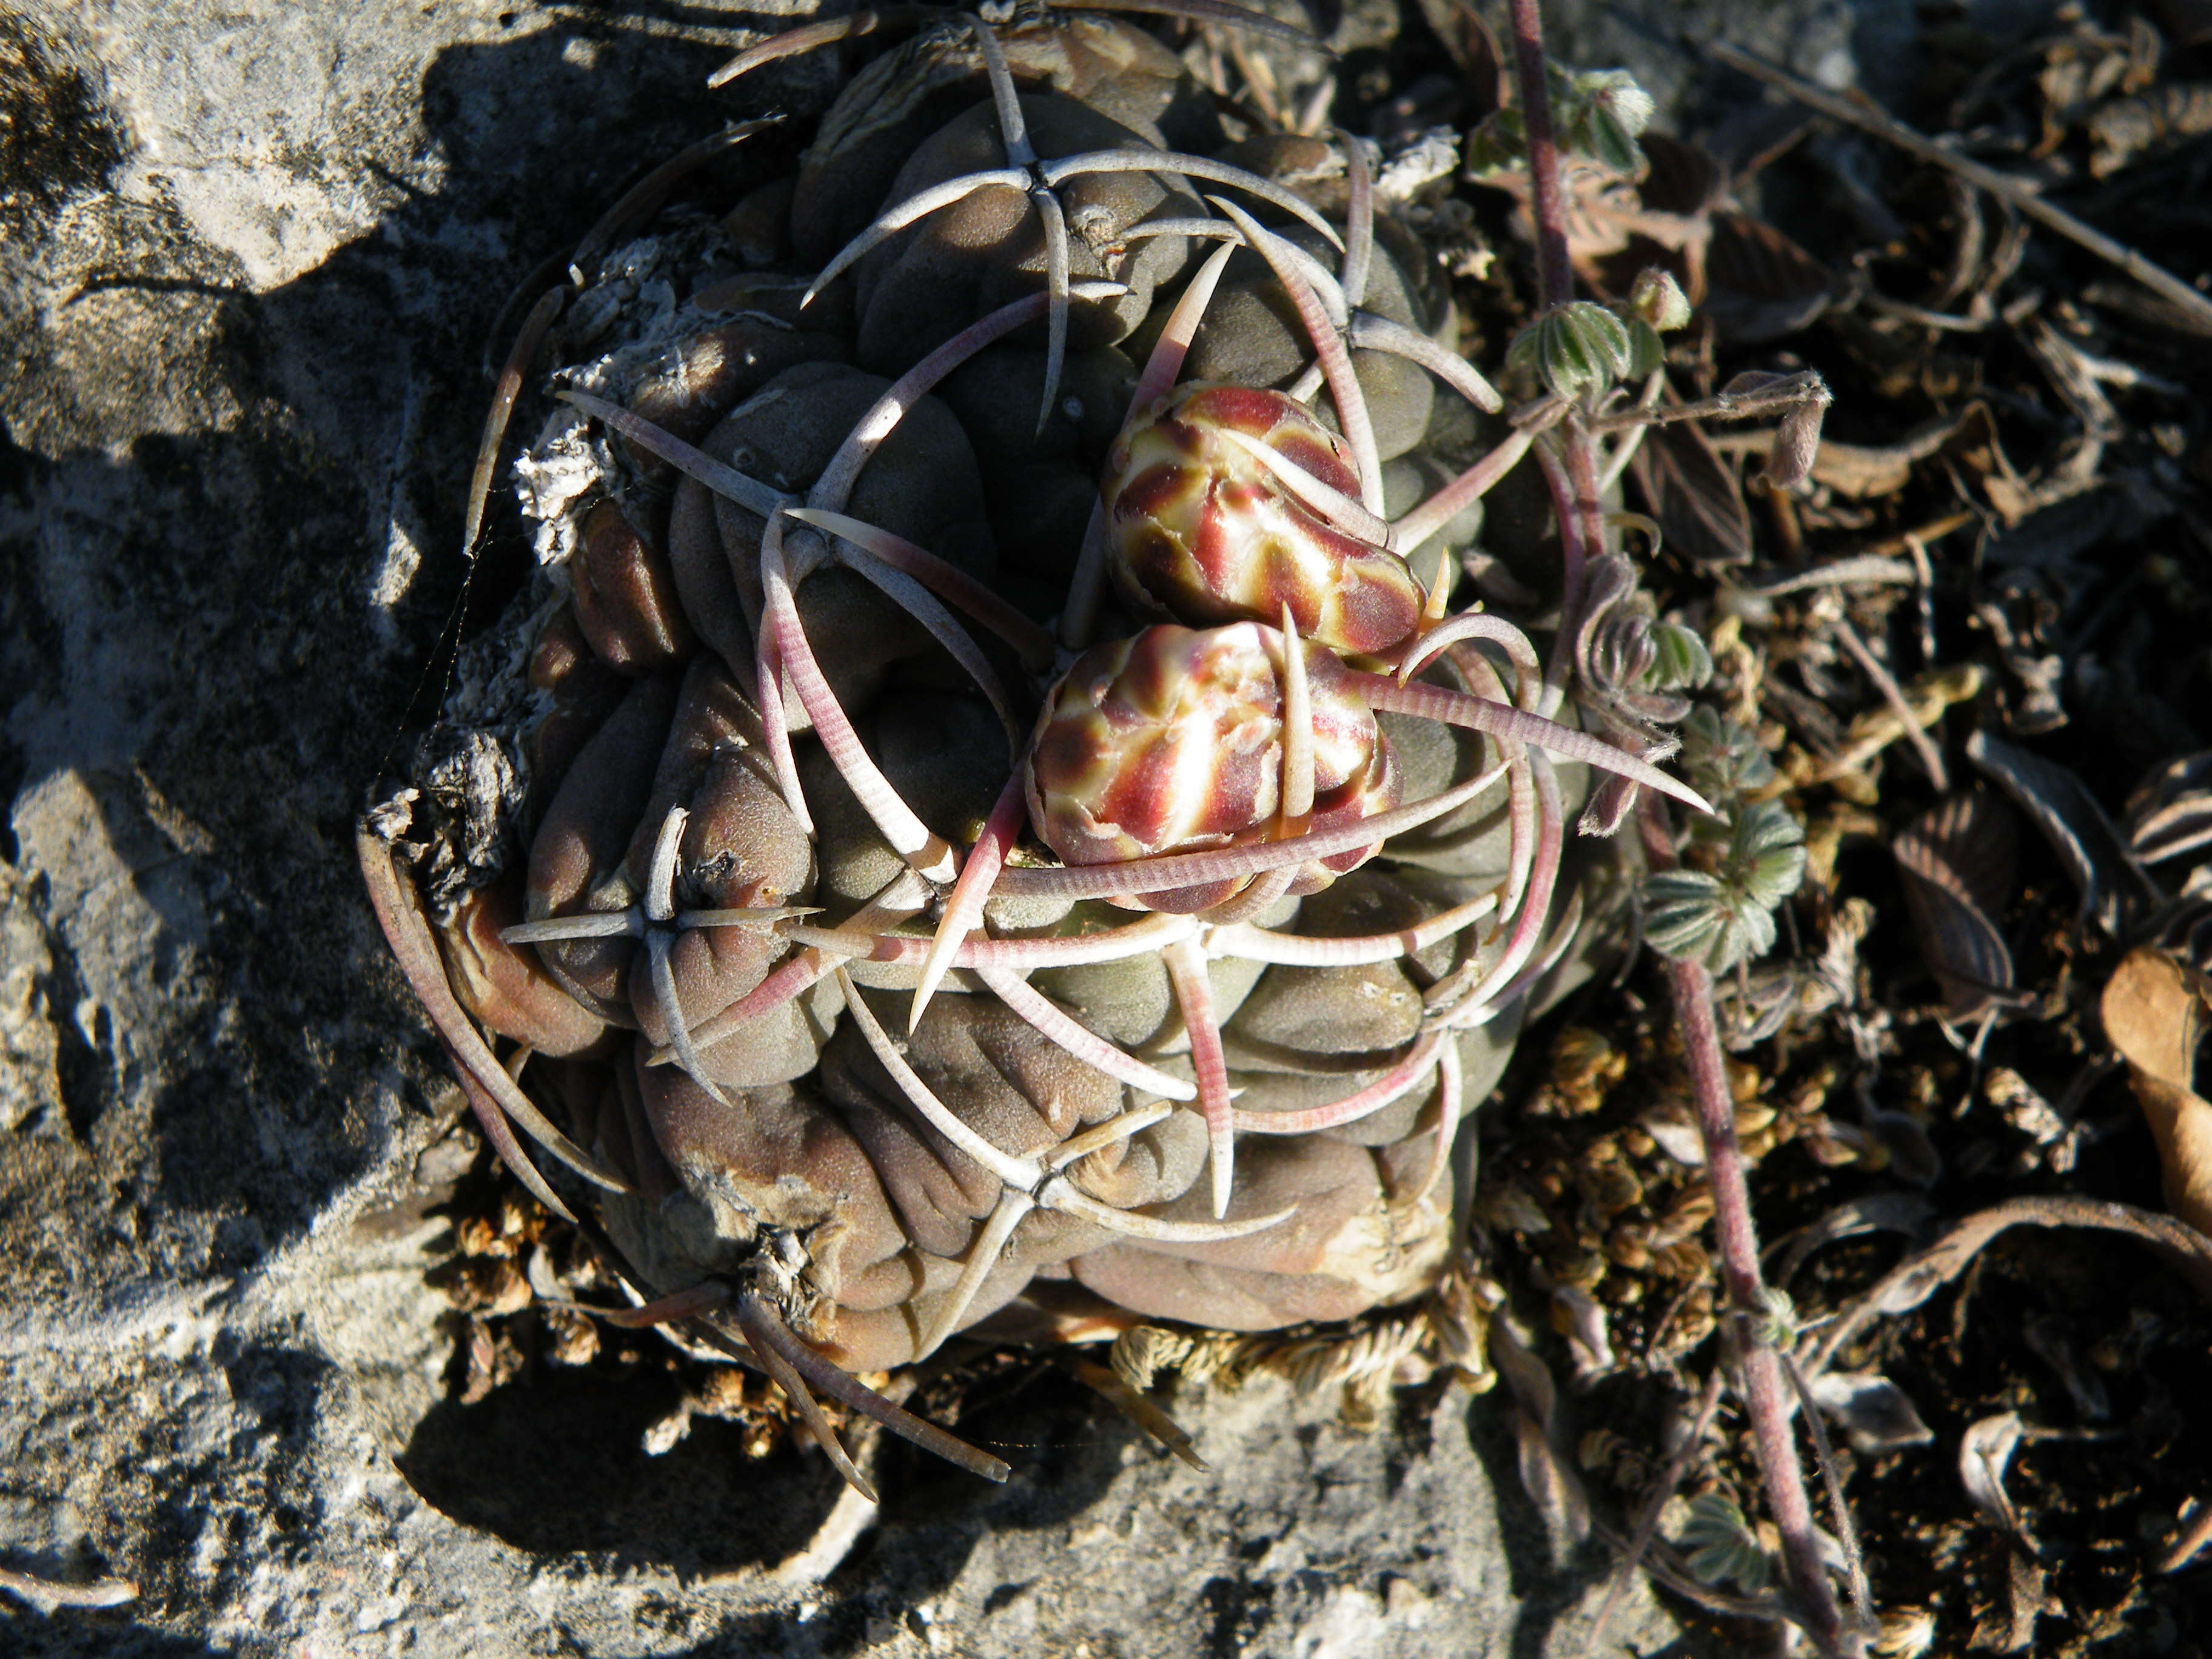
[1759,392,1828,492]
[1629,267,1692,333]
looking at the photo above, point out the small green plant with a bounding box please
[1466,61,1657,179]
[1643,790,1808,975]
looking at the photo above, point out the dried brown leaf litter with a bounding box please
[2102,947,2212,1239]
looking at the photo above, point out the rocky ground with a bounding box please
[0,0,1942,1653]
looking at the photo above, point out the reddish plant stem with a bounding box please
[1533,434,1606,686]
[1507,0,1574,312]
[1640,803,1849,1656]
[1504,7,1850,1646]
[1509,0,1606,683]
[1559,426,1607,620]
[1533,441,1587,708]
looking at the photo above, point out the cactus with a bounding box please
[358,2,1708,1493]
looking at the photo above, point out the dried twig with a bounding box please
[1712,42,2212,335]
[1783,1352,1874,1626]
[1832,615,1948,792]
[2156,1501,2212,1575]
[1811,1195,2212,1378]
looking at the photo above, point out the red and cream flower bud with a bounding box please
[1025,622,1401,913]
[1103,384,1424,658]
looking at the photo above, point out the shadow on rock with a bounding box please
[1457,1386,1623,1659]
[2,2,822,1297]
[392,1353,1131,1587]
[0,0,869,1617]
[395,1361,845,1570]
[0,1617,229,1659]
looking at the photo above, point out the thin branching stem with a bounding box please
[1675,956,1842,1652]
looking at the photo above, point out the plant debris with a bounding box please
[1464,2,2212,1650]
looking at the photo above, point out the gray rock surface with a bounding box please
[1531,0,1915,129]
[0,0,1889,1650]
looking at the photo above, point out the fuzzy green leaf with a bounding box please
[1642,870,1777,972]
[1732,800,1808,910]
[1643,621,1714,693]
[1678,706,1775,800]
[1626,315,1666,381]
[1517,302,1639,402]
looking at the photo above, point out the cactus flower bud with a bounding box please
[1629,268,1691,334]
[1026,622,1401,913]
[1103,383,1426,658]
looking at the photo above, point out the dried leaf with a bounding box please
[1488,1317,1592,1542]
[1643,1116,1706,1167]
[1726,403,2000,500]
[1967,729,2140,937]
[1701,210,1834,344]
[1771,1191,1938,1287]
[1806,1369,1936,1453]
[1629,418,1754,566]
[2160,888,2212,977]
[1732,554,1919,599]
[1814,1196,2212,1374]
[1999,1547,2062,1654]
[1633,132,1726,218]
[2021,317,2121,441]
[1985,1066,2085,1174]
[2100,947,2212,1239]
[1758,395,1827,492]
[1799,663,1983,787]
[1551,1285,1616,1386]
[2088,82,2212,178]
[1959,1412,2027,1538]
[2127,750,2212,865]
[1894,794,2020,1021]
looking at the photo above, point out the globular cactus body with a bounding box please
[361,2,1705,1490]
